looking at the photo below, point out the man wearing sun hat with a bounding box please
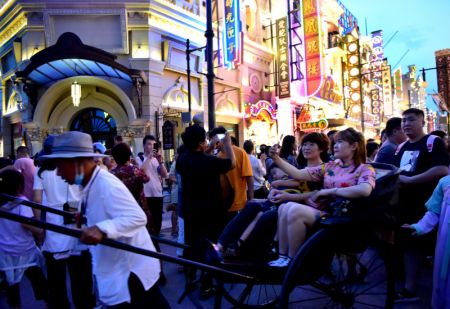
[42,131,169,308]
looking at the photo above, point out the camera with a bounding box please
[153,141,161,151]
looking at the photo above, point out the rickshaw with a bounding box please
[0,162,399,308]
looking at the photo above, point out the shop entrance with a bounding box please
[70,108,117,149]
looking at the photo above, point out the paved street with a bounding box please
[0,210,434,308]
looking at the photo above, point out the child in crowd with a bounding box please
[403,175,450,309]
[0,169,48,308]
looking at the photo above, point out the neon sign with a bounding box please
[302,0,324,97]
[371,30,384,126]
[223,0,242,69]
[298,119,328,131]
[245,100,277,119]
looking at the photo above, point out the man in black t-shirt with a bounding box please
[176,125,235,250]
[393,108,449,302]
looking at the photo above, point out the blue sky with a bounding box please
[343,0,450,110]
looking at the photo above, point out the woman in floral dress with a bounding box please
[268,128,376,267]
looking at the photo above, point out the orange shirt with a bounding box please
[219,145,253,212]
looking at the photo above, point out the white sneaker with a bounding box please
[268,255,291,267]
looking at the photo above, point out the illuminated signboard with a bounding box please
[302,0,323,97]
[245,100,277,119]
[223,0,242,69]
[382,63,393,116]
[436,51,450,107]
[370,89,381,122]
[337,0,358,35]
[298,119,328,131]
[393,67,402,100]
[276,17,290,98]
[370,30,384,126]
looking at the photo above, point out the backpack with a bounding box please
[394,135,437,156]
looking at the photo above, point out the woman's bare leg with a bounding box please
[286,204,321,258]
[277,203,293,256]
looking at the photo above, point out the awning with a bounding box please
[16,32,145,85]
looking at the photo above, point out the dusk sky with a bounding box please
[343,0,450,110]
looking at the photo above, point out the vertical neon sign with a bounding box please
[223,0,242,69]
[302,0,324,97]
[370,30,384,126]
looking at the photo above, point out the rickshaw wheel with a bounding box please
[221,281,281,308]
[279,228,395,308]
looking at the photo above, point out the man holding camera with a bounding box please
[136,135,168,236]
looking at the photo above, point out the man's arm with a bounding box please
[399,166,448,185]
[221,134,236,169]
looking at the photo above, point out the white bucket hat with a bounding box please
[41,131,108,159]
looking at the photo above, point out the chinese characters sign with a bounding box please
[393,67,403,100]
[276,17,290,98]
[302,0,323,97]
[298,119,329,131]
[370,30,384,126]
[223,0,242,69]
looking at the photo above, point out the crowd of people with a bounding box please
[0,107,449,308]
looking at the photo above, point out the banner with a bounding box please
[393,67,402,100]
[276,17,290,98]
[223,0,242,69]
[382,63,393,116]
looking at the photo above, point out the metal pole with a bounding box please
[205,0,216,129]
[186,39,192,125]
[0,208,253,281]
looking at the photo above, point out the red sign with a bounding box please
[302,0,323,97]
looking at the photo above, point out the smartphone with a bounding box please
[216,134,226,140]
[153,141,160,151]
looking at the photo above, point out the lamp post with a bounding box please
[205,0,215,129]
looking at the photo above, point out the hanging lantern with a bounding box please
[71,81,81,107]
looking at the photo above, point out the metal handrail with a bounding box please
[0,208,253,282]
[0,193,189,249]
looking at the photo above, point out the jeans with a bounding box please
[219,200,277,258]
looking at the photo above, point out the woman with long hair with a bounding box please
[279,135,298,168]
[268,128,376,267]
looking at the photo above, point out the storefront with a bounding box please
[244,100,278,147]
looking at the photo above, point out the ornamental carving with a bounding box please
[0,14,27,47]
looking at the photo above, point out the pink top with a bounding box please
[306,159,376,189]
[14,158,36,200]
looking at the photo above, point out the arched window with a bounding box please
[71,108,117,149]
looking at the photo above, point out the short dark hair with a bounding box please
[366,141,380,158]
[16,146,29,156]
[243,140,254,154]
[297,132,330,167]
[114,135,123,143]
[385,117,402,137]
[143,135,156,146]
[403,108,424,119]
[207,126,227,139]
[0,169,24,196]
[111,142,132,165]
[181,124,206,151]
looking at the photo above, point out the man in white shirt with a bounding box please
[136,135,168,236]
[43,131,169,308]
[243,140,267,199]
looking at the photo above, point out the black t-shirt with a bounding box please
[393,134,449,222]
[176,151,232,243]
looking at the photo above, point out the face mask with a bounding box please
[74,162,84,186]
